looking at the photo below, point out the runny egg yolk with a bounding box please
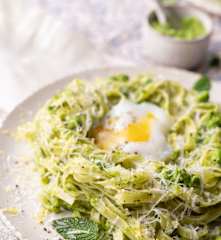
[94,113,155,150]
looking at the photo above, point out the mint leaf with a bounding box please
[193,75,211,92]
[52,217,99,240]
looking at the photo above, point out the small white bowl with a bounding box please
[142,6,213,69]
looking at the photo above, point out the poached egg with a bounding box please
[94,99,171,161]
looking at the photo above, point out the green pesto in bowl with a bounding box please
[150,16,207,40]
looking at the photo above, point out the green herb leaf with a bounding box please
[197,90,209,102]
[193,75,211,92]
[52,217,99,240]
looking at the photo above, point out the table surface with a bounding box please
[1,0,221,239]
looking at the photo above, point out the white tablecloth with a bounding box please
[1,0,221,239]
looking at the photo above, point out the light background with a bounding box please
[0,0,221,115]
[0,1,221,238]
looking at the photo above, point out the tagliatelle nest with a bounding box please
[18,74,221,239]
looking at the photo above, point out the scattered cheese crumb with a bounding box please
[2,207,20,216]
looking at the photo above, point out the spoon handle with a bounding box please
[152,0,167,24]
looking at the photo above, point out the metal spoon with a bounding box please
[153,0,181,28]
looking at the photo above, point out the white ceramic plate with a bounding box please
[0,66,220,240]
[186,0,221,16]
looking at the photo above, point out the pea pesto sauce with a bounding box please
[150,16,207,40]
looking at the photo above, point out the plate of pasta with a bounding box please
[0,65,221,240]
